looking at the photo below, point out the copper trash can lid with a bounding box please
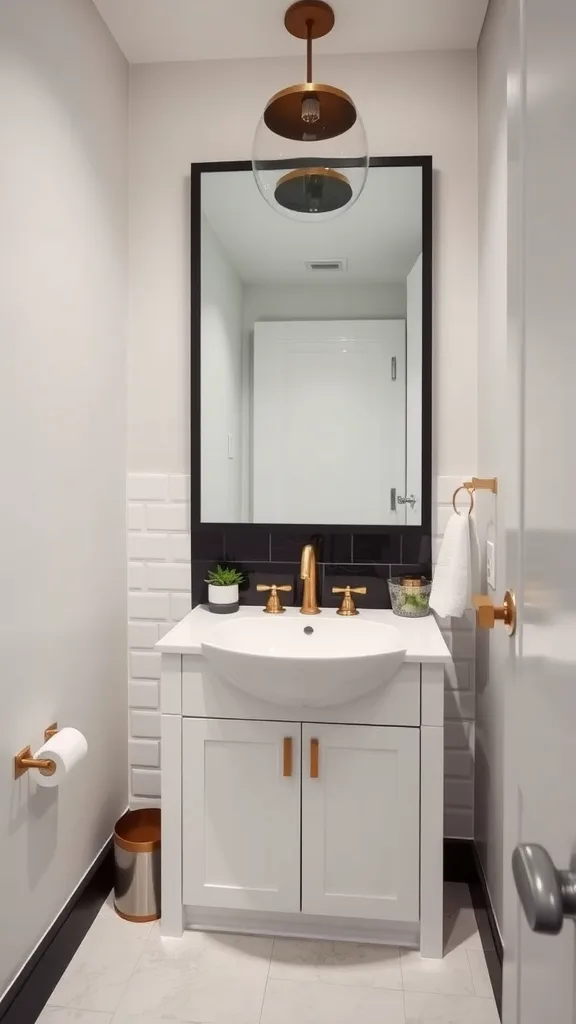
[114,808,161,854]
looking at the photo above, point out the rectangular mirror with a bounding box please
[192,157,431,528]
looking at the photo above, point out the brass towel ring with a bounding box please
[452,485,474,516]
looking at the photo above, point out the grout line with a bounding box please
[257,939,274,1024]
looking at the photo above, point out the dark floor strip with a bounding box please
[0,839,113,1024]
[444,837,503,1017]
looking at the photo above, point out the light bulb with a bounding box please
[301,96,320,124]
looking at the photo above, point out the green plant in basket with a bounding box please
[403,591,429,610]
[205,565,245,586]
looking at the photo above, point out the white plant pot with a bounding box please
[207,583,239,613]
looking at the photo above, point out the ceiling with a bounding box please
[93,0,489,64]
[202,165,423,285]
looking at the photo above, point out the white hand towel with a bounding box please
[429,512,471,618]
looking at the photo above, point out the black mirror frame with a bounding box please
[190,155,432,539]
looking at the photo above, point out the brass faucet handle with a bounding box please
[332,585,367,616]
[256,583,292,614]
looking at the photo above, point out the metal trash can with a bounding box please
[114,808,161,922]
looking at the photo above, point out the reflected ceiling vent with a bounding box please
[305,258,348,272]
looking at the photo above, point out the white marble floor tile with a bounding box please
[466,949,494,998]
[114,930,272,1024]
[261,978,406,1024]
[96,892,155,934]
[400,946,475,996]
[37,1009,113,1023]
[47,915,150,1014]
[96,892,118,921]
[444,905,486,953]
[270,938,402,989]
[112,1016,186,1024]
[404,991,500,1024]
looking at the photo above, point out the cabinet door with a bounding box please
[183,718,300,912]
[302,724,420,921]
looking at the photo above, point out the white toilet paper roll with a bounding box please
[33,727,88,788]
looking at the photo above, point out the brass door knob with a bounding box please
[256,583,292,614]
[473,590,517,636]
[331,585,367,616]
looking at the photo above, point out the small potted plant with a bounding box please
[205,565,245,614]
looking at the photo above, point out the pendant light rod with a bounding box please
[306,18,313,83]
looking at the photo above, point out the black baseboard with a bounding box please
[0,839,114,1024]
[444,838,503,1017]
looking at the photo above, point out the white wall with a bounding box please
[201,216,243,521]
[128,50,478,476]
[127,49,478,831]
[243,284,406,371]
[406,254,423,514]
[475,0,508,930]
[0,0,128,996]
[243,282,406,323]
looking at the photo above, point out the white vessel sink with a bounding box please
[201,616,407,707]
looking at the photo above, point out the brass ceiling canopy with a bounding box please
[264,1,357,143]
[274,166,352,214]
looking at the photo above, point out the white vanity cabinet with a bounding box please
[158,606,450,958]
[182,719,419,923]
[182,718,301,913]
[301,723,420,922]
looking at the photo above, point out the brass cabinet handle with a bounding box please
[331,585,367,616]
[283,737,293,777]
[473,590,516,636]
[256,583,293,614]
[310,737,319,778]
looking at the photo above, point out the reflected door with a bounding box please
[252,319,406,524]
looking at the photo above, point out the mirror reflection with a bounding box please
[200,163,424,525]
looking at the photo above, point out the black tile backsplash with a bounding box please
[400,533,432,565]
[224,527,270,562]
[270,531,351,564]
[234,563,301,607]
[191,528,224,562]
[191,527,431,609]
[390,564,431,581]
[322,564,392,610]
[352,533,401,564]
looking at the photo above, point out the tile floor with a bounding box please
[38,883,499,1024]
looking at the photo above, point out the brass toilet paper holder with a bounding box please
[14,722,59,779]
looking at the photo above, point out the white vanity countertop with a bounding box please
[157,605,451,663]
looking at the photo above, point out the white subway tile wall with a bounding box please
[127,474,191,802]
[433,474,476,839]
[126,473,476,836]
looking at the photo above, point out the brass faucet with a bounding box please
[300,543,320,614]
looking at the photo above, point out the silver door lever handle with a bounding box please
[512,844,576,934]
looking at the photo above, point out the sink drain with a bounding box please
[303,626,314,635]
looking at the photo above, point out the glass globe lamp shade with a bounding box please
[252,89,369,222]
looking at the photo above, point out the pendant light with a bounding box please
[252,1,368,220]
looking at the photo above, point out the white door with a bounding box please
[503,0,576,1021]
[182,719,301,912]
[252,320,406,524]
[301,724,420,921]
